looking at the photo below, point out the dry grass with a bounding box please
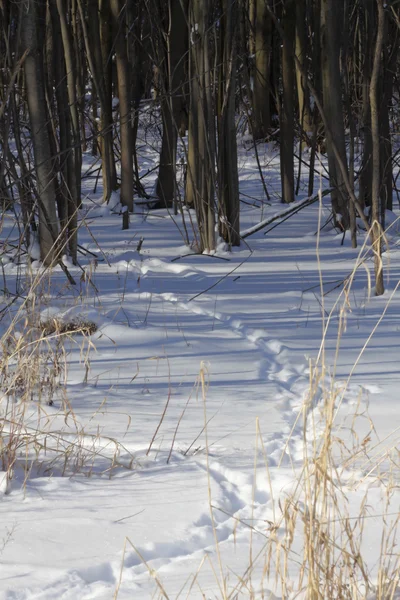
[39,316,98,337]
[0,262,133,490]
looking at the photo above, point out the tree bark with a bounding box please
[99,0,117,195]
[370,0,385,296]
[379,16,398,214]
[77,0,116,202]
[321,0,350,227]
[218,0,240,247]
[295,0,312,136]
[359,0,374,209]
[280,0,295,204]
[56,0,81,261]
[252,0,272,139]
[186,0,215,252]
[156,0,188,209]
[127,1,152,196]
[22,0,59,265]
[111,0,133,225]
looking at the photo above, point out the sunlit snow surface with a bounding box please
[0,142,399,599]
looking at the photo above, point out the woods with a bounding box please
[3,3,400,597]
[0,0,399,286]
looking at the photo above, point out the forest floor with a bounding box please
[1,140,400,599]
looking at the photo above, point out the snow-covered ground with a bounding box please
[0,144,399,599]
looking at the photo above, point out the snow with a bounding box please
[0,144,400,599]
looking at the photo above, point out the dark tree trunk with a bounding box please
[186,0,215,252]
[111,0,133,226]
[280,0,295,204]
[295,0,312,136]
[370,0,385,296]
[359,0,374,209]
[321,0,350,227]
[22,0,59,265]
[56,0,81,262]
[78,0,116,202]
[252,0,272,139]
[156,0,188,209]
[218,0,240,247]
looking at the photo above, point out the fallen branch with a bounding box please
[240,189,332,239]
[171,252,230,262]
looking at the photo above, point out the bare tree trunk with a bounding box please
[127,2,152,196]
[56,0,81,262]
[379,17,398,215]
[321,0,349,228]
[295,0,312,136]
[111,0,133,227]
[48,1,69,247]
[78,0,115,203]
[308,0,322,197]
[280,0,295,204]
[359,0,374,209]
[186,0,215,252]
[252,0,272,139]
[156,0,188,209]
[343,0,357,247]
[370,0,385,296]
[22,0,59,265]
[72,0,87,155]
[91,83,99,156]
[218,0,240,247]
[100,0,117,195]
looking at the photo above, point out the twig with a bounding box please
[58,260,76,285]
[171,253,230,262]
[146,354,172,456]
[77,243,102,258]
[188,250,253,302]
[240,191,271,205]
[0,50,29,122]
[114,509,145,524]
